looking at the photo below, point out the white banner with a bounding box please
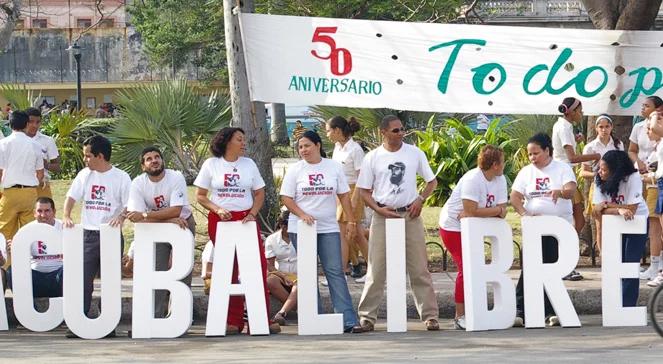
[240,13,663,115]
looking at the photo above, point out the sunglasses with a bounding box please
[390,127,406,133]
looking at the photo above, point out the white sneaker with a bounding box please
[454,316,466,330]
[355,275,366,283]
[513,316,524,327]
[647,272,663,287]
[547,315,560,327]
[640,265,659,280]
[320,278,328,286]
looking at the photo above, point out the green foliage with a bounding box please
[416,116,518,206]
[503,114,556,172]
[108,79,231,182]
[41,111,115,179]
[0,84,41,110]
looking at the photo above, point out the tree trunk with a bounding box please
[0,0,21,52]
[582,0,663,146]
[270,103,289,146]
[223,0,278,226]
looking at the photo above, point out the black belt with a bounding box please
[377,202,410,213]
[6,184,37,189]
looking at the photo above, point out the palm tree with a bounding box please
[109,79,231,182]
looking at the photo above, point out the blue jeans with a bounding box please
[290,232,359,329]
[6,266,63,298]
[622,231,647,307]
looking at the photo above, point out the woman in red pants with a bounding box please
[438,145,508,330]
[194,127,279,334]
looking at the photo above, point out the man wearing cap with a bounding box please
[355,114,440,332]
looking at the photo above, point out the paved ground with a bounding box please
[0,316,661,363]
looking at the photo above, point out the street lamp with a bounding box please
[67,42,82,111]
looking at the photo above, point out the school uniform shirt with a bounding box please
[356,143,435,209]
[511,160,576,224]
[655,142,663,180]
[552,117,576,165]
[0,131,44,188]
[332,137,365,185]
[629,120,656,163]
[439,168,508,232]
[128,169,192,219]
[592,172,648,216]
[280,158,350,234]
[193,157,265,212]
[66,166,132,230]
[32,131,59,182]
[201,240,213,278]
[264,230,297,274]
[26,219,63,273]
[582,137,624,173]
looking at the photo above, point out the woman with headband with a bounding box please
[551,97,600,281]
[581,114,624,251]
[629,96,663,281]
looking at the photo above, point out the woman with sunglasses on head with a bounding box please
[280,130,363,333]
[325,116,369,282]
[580,114,624,252]
[632,96,663,281]
[552,97,600,281]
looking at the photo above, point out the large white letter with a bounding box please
[63,225,121,339]
[132,223,194,338]
[462,217,515,331]
[12,223,63,331]
[0,233,7,331]
[205,221,269,336]
[601,215,647,326]
[386,218,407,332]
[296,221,343,335]
[521,216,580,328]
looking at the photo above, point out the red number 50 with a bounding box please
[310,27,353,76]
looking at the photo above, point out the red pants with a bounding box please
[439,228,464,304]
[208,210,270,330]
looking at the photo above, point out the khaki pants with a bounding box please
[357,211,438,324]
[0,187,37,269]
[36,183,52,198]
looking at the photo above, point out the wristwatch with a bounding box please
[142,212,148,220]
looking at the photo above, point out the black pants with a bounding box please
[83,230,124,317]
[516,235,557,319]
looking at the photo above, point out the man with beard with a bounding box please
[356,115,440,332]
[126,146,195,325]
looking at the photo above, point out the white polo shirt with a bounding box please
[552,117,576,165]
[0,131,44,188]
[332,138,365,185]
[264,230,297,274]
[32,131,59,182]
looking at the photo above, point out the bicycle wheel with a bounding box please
[649,284,663,337]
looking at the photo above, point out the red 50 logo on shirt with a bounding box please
[224,174,240,187]
[486,194,495,207]
[91,185,106,200]
[311,27,353,76]
[154,195,166,209]
[612,195,625,204]
[535,177,550,191]
[37,241,47,254]
[309,174,325,186]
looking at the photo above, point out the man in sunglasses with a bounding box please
[355,114,440,331]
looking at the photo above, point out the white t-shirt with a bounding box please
[511,160,576,223]
[66,167,132,230]
[655,142,663,180]
[552,117,576,165]
[194,157,265,212]
[128,169,192,219]
[332,137,365,185]
[280,158,350,234]
[439,168,508,231]
[592,172,648,216]
[629,120,656,163]
[0,131,44,188]
[32,131,59,182]
[357,143,435,208]
[26,219,63,273]
[264,230,297,274]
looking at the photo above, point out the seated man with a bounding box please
[6,197,63,297]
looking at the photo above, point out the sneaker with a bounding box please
[355,275,367,283]
[344,324,364,333]
[640,265,658,280]
[350,263,364,278]
[546,316,560,327]
[269,321,281,334]
[647,273,663,287]
[321,278,328,286]
[513,316,524,327]
[425,319,440,331]
[273,311,287,326]
[562,270,583,281]
[359,320,374,332]
[454,316,466,330]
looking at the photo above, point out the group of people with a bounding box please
[0,95,659,337]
